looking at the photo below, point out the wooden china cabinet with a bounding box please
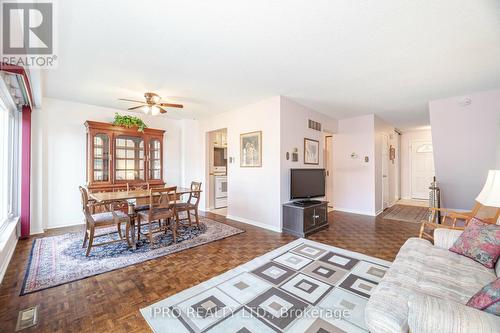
[84,121,165,192]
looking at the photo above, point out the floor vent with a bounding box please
[16,306,38,331]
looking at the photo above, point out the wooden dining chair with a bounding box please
[79,186,131,256]
[419,202,500,242]
[175,182,202,228]
[127,182,150,212]
[137,186,178,244]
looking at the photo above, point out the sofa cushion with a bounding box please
[467,278,500,315]
[365,237,496,333]
[449,218,500,268]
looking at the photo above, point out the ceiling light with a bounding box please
[151,106,160,116]
[142,106,150,114]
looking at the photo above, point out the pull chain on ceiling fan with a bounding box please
[119,92,183,115]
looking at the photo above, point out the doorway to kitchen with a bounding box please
[207,128,228,216]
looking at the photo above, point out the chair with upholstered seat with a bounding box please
[175,181,202,228]
[137,186,178,244]
[79,186,131,256]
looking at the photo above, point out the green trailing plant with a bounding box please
[112,113,148,132]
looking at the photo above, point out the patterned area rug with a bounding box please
[21,217,244,295]
[381,204,429,223]
[141,239,391,332]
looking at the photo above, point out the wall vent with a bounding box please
[308,119,321,131]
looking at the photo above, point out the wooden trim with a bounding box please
[84,120,165,136]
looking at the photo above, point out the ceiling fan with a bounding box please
[119,92,183,115]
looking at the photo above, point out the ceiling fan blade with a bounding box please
[158,106,168,114]
[119,98,146,103]
[159,102,184,108]
[128,105,145,110]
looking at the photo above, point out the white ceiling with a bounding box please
[42,0,500,130]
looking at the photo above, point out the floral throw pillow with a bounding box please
[449,217,500,268]
[466,278,500,315]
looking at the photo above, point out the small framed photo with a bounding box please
[240,131,262,167]
[304,138,319,165]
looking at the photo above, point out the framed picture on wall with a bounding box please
[240,131,262,167]
[304,138,319,165]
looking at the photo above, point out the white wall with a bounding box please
[333,115,376,215]
[280,97,338,207]
[430,89,500,210]
[400,129,433,199]
[374,116,398,213]
[189,96,283,232]
[31,98,183,232]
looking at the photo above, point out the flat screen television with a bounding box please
[290,168,325,200]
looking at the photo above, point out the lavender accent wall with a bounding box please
[429,89,500,210]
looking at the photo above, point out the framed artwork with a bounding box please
[304,138,319,165]
[240,131,262,167]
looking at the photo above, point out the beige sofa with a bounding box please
[365,229,500,333]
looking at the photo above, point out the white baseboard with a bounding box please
[333,207,377,217]
[226,215,282,233]
[30,228,45,235]
[45,221,85,230]
[375,209,384,216]
[0,218,20,284]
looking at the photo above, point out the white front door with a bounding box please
[411,141,435,199]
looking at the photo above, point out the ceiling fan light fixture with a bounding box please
[151,106,161,116]
[151,95,160,104]
[141,105,150,114]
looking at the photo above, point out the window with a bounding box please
[0,84,20,230]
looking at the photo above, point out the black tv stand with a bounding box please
[293,200,322,206]
[282,201,328,237]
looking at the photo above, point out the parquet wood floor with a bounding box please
[0,211,419,332]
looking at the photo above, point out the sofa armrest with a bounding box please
[408,294,500,333]
[433,228,463,249]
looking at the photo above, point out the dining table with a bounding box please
[88,185,202,249]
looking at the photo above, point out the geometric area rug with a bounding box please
[21,217,244,295]
[141,239,392,332]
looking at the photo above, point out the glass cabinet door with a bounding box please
[114,135,145,181]
[149,138,162,180]
[93,133,110,182]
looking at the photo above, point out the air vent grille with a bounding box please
[308,119,321,131]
